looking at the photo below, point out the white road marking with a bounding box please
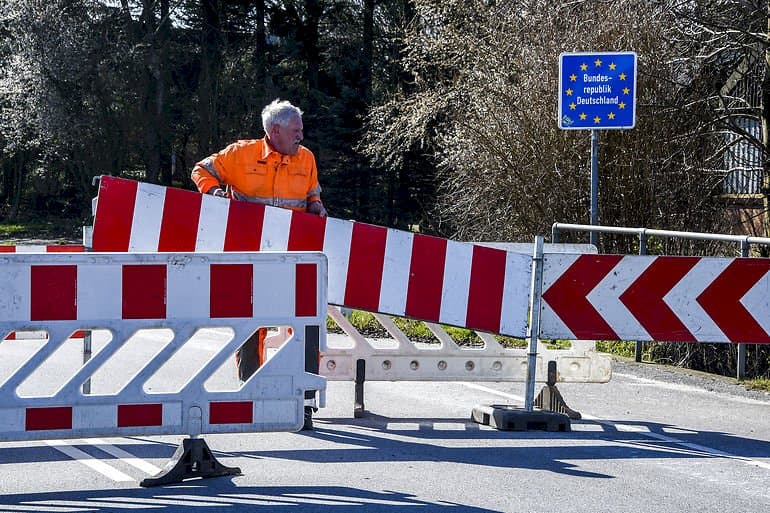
[613,372,770,405]
[45,440,133,482]
[83,438,162,475]
[0,505,91,512]
[461,382,770,470]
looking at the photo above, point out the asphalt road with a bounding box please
[0,334,769,513]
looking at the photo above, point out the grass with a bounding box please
[744,378,770,392]
[327,309,571,350]
[0,217,85,243]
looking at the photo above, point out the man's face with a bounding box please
[269,115,303,155]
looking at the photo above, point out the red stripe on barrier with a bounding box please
[405,234,447,322]
[466,246,506,333]
[224,200,264,251]
[158,187,202,252]
[344,224,387,311]
[92,176,138,251]
[26,407,72,431]
[0,246,15,253]
[31,265,77,321]
[210,264,253,317]
[288,211,326,251]
[117,404,163,427]
[4,333,16,340]
[209,401,253,424]
[295,263,318,317]
[46,245,86,252]
[122,265,167,319]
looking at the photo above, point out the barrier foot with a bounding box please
[533,360,582,420]
[140,437,241,487]
[471,404,570,432]
[534,384,582,420]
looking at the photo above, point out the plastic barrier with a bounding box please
[321,306,610,384]
[0,251,327,444]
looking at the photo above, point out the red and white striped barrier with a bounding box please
[541,254,770,343]
[91,176,532,338]
[0,244,85,253]
[0,251,326,442]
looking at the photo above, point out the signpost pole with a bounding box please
[590,129,599,248]
[558,51,637,250]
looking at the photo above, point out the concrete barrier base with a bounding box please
[471,404,571,432]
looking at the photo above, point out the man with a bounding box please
[192,99,326,429]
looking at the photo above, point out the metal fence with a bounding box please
[551,222,770,379]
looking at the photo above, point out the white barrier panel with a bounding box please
[319,307,610,383]
[0,251,327,442]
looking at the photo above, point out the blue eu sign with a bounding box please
[558,52,637,130]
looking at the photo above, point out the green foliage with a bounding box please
[744,378,770,393]
[0,216,84,241]
[326,309,571,350]
[596,340,638,359]
[327,309,501,346]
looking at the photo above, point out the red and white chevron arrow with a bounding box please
[540,254,770,343]
[91,176,532,337]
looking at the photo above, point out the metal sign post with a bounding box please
[558,51,637,247]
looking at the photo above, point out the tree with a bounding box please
[667,1,770,244]
[361,0,731,246]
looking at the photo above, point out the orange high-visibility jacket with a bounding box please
[191,137,322,211]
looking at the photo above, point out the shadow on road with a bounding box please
[0,484,496,512]
[237,413,770,477]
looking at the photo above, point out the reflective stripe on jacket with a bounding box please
[191,137,322,211]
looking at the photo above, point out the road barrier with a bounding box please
[0,251,327,485]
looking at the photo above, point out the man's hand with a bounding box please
[208,187,228,198]
[307,201,327,217]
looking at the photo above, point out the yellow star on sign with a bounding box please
[623,87,630,94]
[569,73,577,82]
[569,102,577,110]
[579,113,587,120]
[594,58,602,67]
[566,88,573,96]
[619,101,626,109]
[581,63,588,71]
[619,72,627,80]
[608,112,616,120]
[609,62,616,70]
[594,116,601,124]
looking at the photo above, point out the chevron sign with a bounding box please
[540,254,770,344]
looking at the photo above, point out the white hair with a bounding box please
[261,99,303,134]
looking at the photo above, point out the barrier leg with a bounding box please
[533,361,582,420]
[303,325,320,430]
[140,437,241,487]
[354,358,366,418]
